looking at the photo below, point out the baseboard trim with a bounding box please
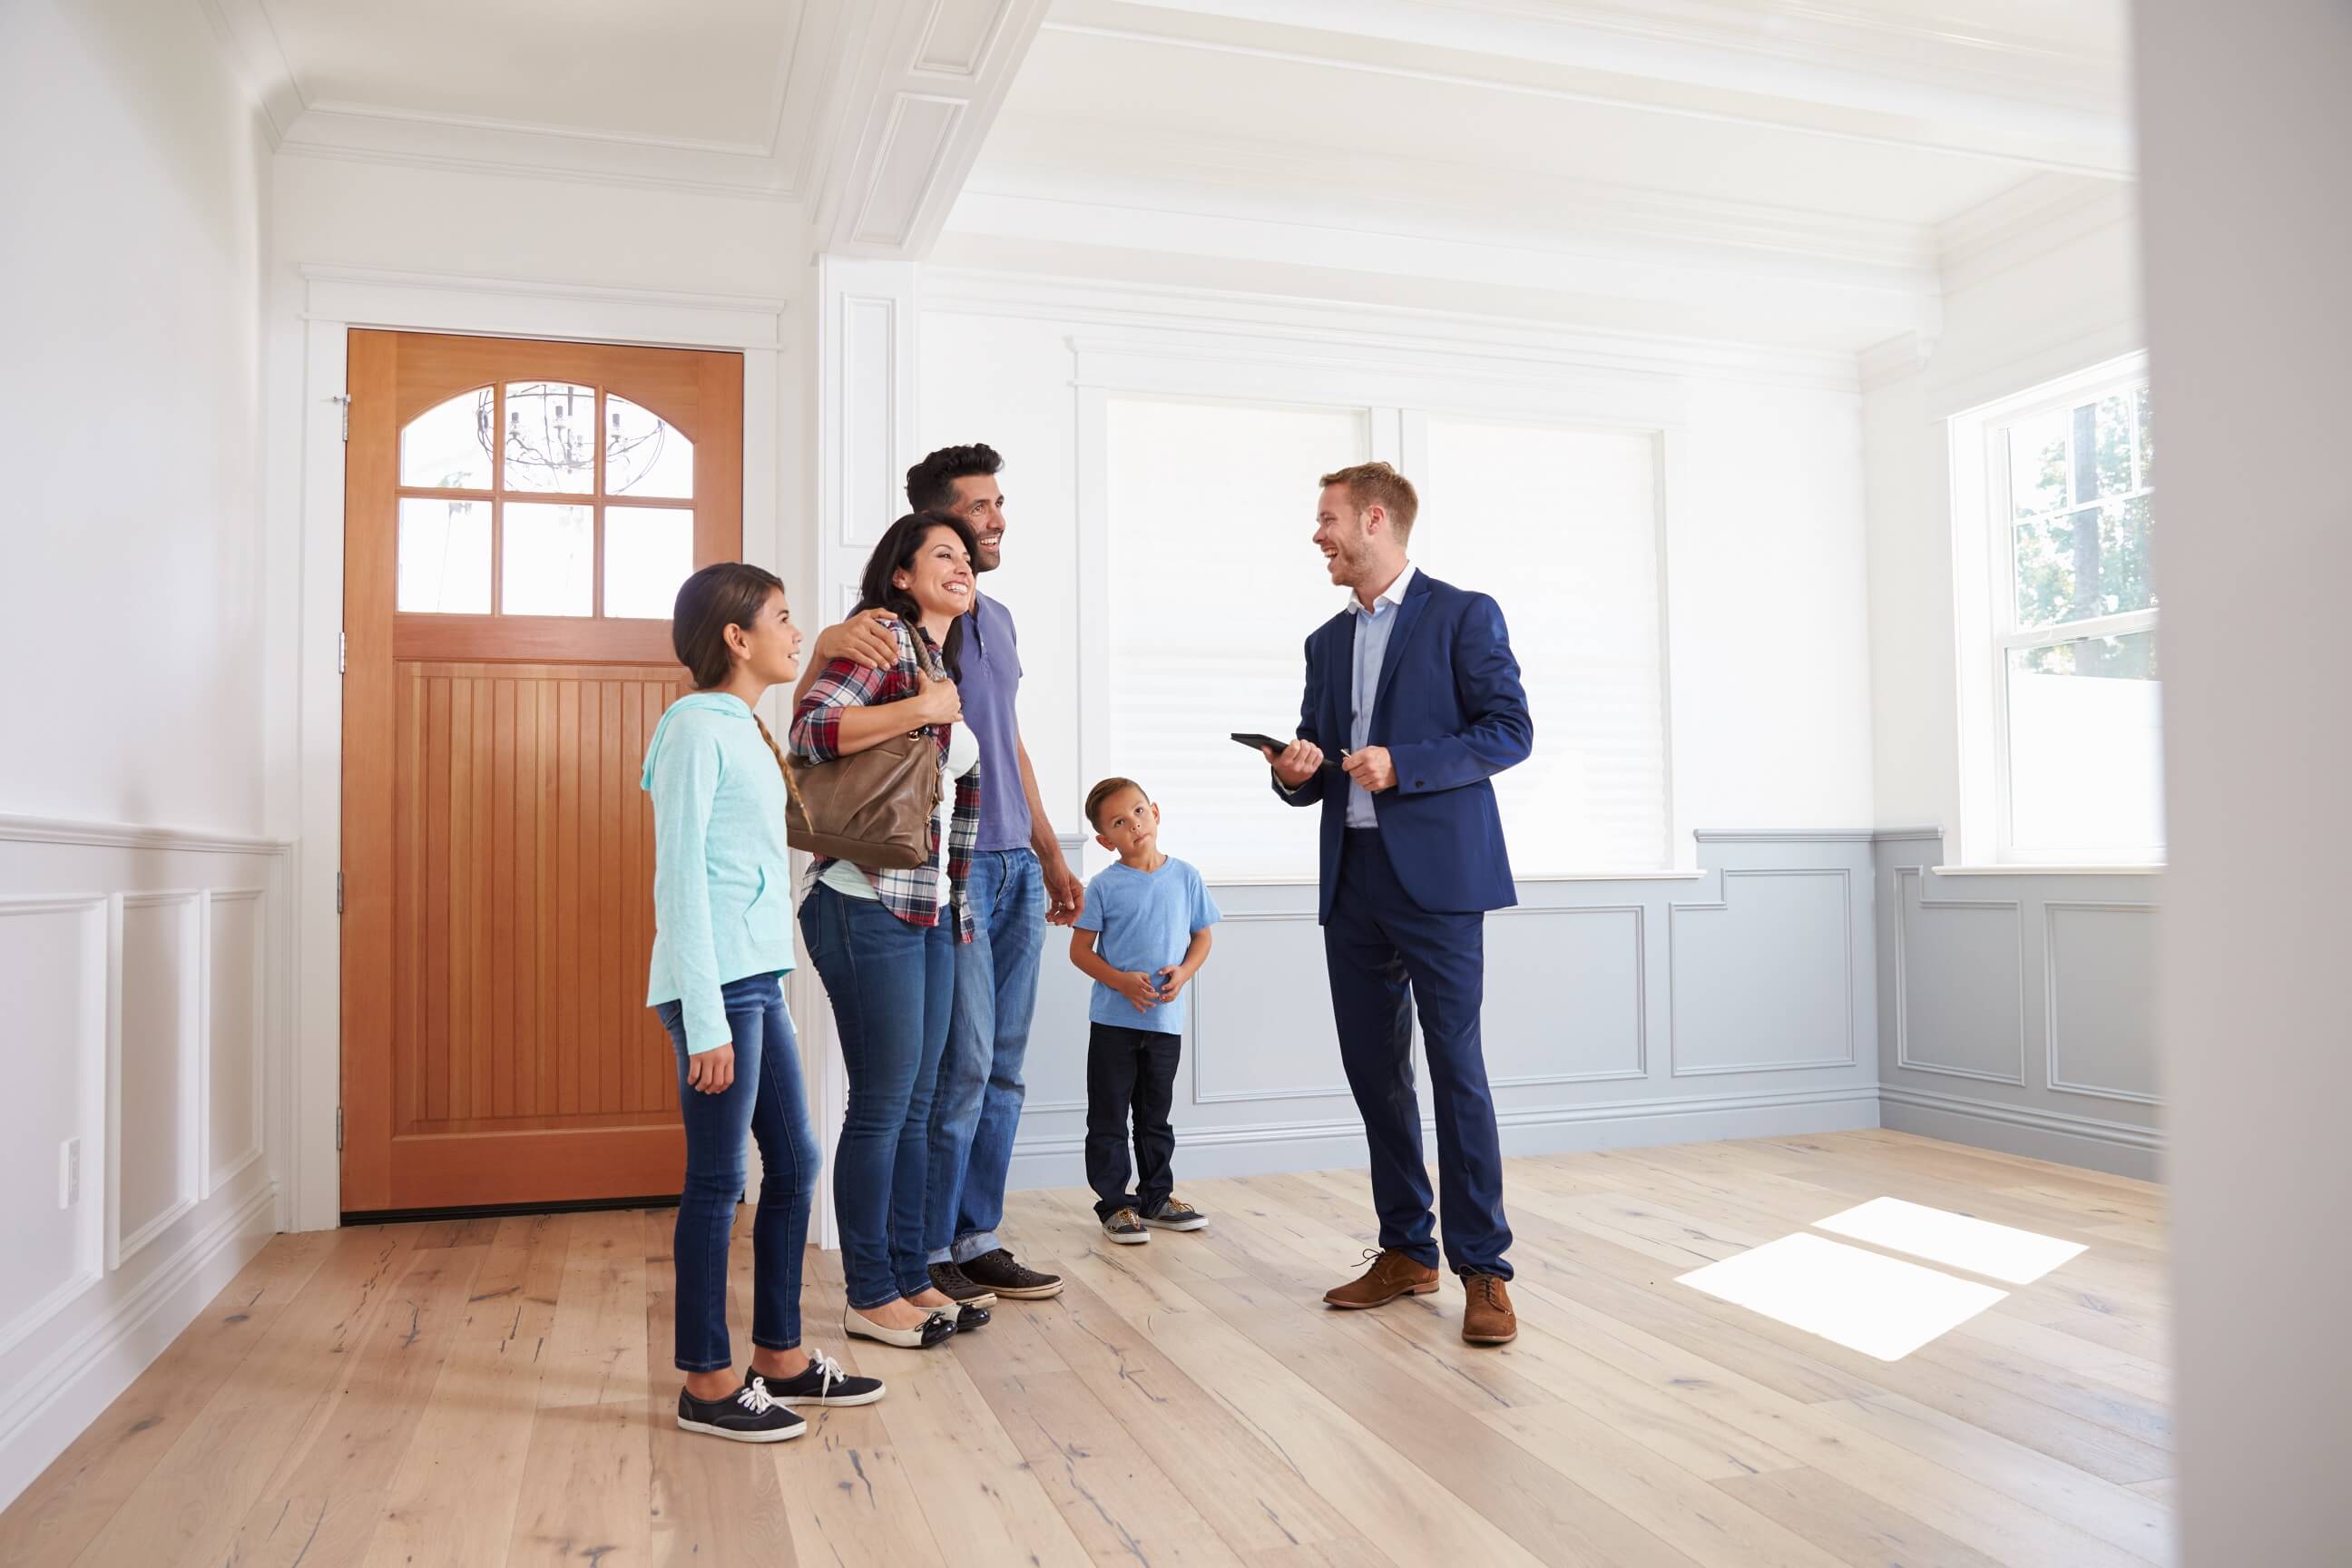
[0,1181,279,1513]
[1007,1084,1880,1191]
[1879,1083,2161,1180]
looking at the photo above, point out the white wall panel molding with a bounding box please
[2043,900,2161,1106]
[1667,867,1857,1076]
[1485,904,1650,1087]
[926,268,1862,392]
[1879,1083,2158,1181]
[1188,911,1350,1105]
[0,897,108,1366]
[0,813,287,857]
[111,895,205,1270]
[1889,865,2026,1085]
[204,890,270,1197]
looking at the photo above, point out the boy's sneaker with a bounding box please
[959,1248,1065,1299]
[760,1351,885,1409]
[926,1260,999,1308]
[1102,1209,1151,1244]
[677,1377,808,1442]
[1142,1198,1209,1231]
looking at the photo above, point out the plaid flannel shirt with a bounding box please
[788,620,978,942]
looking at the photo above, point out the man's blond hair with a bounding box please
[1319,461,1419,542]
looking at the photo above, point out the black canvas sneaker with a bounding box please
[1101,1209,1150,1244]
[760,1351,885,1408]
[676,1377,808,1442]
[959,1248,1065,1298]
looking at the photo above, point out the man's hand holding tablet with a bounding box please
[1232,732,1331,789]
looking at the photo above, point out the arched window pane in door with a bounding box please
[606,395,694,498]
[397,497,491,612]
[503,503,593,616]
[504,382,596,493]
[400,389,494,489]
[604,506,694,619]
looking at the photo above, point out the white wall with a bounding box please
[916,286,1878,841]
[2136,0,2350,1555]
[1862,205,2143,837]
[0,0,288,1513]
[0,0,270,835]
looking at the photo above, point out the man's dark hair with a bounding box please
[906,444,1004,513]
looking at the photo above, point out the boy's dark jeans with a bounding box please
[1085,1022,1181,1220]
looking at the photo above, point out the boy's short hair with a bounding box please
[1085,776,1148,829]
[1318,461,1419,542]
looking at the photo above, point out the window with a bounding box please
[1959,358,2161,863]
[1098,395,1671,880]
[395,384,696,619]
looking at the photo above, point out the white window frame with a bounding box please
[1071,336,1690,877]
[1949,351,2162,868]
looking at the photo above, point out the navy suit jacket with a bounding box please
[1276,570,1533,925]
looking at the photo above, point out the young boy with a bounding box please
[1070,778,1220,1243]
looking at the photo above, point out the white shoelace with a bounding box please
[806,1349,845,1401]
[737,1377,779,1415]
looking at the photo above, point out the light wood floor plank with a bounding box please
[4,1132,2180,1568]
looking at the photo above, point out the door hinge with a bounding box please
[331,392,352,441]
[336,1107,344,1151]
[338,632,346,674]
[336,872,345,915]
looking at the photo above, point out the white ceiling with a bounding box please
[938,0,2141,350]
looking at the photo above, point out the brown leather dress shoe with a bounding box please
[1323,1248,1442,1309]
[1461,1273,1517,1346]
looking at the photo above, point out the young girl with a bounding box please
[790,514,989,1348]
[645,562,885,1440]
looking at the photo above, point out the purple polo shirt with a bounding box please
[960,593,1033,853]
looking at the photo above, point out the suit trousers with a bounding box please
[1323,827,1513,1278]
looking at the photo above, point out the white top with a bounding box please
[819,720,981,908]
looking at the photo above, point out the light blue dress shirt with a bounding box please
[1345,564,1417,828]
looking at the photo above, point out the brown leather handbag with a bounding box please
[777,725,942,869]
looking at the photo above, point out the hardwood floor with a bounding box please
[0,1131,2174,1566]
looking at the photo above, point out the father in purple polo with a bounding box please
[808,444,1082,1305]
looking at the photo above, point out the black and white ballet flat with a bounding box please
[955,1302,991,1332]
[843,1307,956,1349]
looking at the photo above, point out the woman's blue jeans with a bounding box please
[653,971,818,1373]
[799,884,955,1310]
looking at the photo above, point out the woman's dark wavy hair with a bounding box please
[671,562,787,690]
[855,512,979,681]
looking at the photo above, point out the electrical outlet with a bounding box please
[60,1138,80,1210]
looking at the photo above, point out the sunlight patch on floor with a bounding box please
[1676,1232,2009,1361]
[1814,1195,2088,1285]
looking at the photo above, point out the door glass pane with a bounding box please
[2007,407,2068,521]
[2006,631,2163,852]
[502,503,593,616]
[397,498,491,612]
[604,507,694,619]
[606,395,694,499]
[400,389,493,489]
[504,383,595,494]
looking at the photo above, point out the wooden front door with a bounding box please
[341,330,743,1213]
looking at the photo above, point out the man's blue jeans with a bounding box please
[926,848,1044,1266]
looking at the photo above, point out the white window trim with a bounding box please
[1948,350,2163,869]
[1071,336,1690,875]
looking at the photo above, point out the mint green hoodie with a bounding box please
[642,691,796,1054]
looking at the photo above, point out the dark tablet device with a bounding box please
[1231,732,1293,756]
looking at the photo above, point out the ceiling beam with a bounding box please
[809,0,1055,256]
[1057,0,2134,177]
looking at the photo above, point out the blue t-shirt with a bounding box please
[1074,857,1221,1034]
[958,594,1032,853]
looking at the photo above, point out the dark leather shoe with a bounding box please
[1323,1248,1442,1309]
[1461,1273,1517,1346]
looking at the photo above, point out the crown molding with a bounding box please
[1053,0,2132,175]
[1937,171,2140,292]
[191,0,304,147]
[921,266,1867,393]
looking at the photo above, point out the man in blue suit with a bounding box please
[1262,462,1532,1346]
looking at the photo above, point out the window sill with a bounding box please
[1930,863,2164,877]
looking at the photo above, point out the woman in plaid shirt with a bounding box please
[791,512,989,1348]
